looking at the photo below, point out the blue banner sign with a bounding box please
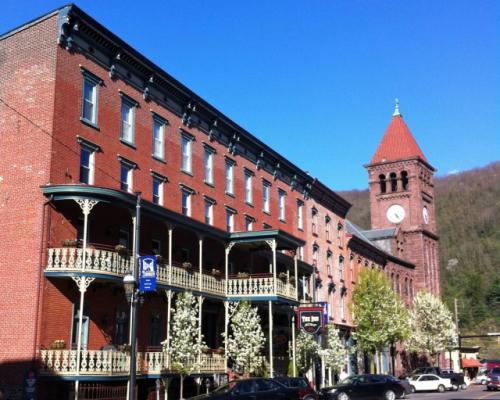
[139,256,157,292]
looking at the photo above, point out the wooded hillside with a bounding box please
[339,162,500,357]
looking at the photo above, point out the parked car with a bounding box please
[274,377,317,400]
[475,369,490,385]
[408,374,452,393]
[411,367,465,389]
[319,374,406,400]
[487,367,500,391]
[188,378,300,399]
[385,375,412,398]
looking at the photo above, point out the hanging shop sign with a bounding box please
[139,255,157,292]
[297,306,324,335]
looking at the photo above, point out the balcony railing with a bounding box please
[46,247,296,300]
[39,349,226,376]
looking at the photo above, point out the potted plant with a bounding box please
[181,262,193,271]
[211,268,222,279]
[61,239,77,248]
[115,244,128,255]
[213,347,225,355]
[117,344,131,353]
[328,281,335,293]
[278,272,288,282]
[155,254,164,264]
[289,277,296,285]
[236,271,249,279]
[50,339,66,350]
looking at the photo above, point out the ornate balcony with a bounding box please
[46,247,297,301]
[38,349,226,376]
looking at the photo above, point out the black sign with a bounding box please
[297,307,324,335]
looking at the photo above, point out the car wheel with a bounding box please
[437,384,445,393]
[461,383,467,390]
[410,385,416,393]
[304,396,315,400]
[452,384,459,391]
[481,379,487,385]
[337,392,350,400]
[384,390,396,400]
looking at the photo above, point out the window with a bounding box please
[337,223,344,247]
[338,256,344,280]
[312,245,319,267]
[114,308,129,345]
[225,160,234,195]
[262,181,271,213]
[350,254,354,282]
[181,134,193,173]
[204,147,214,184]
[181,188,192,216]
[152,239,161,256]
[118,229,130,248]
[245,216,254,231]
[327,251,332,276]
[120,96,136,144]
[152,176,164,205]
[226,209,235,232]
[152,116,166,159]
[278,190,286,221]
[120,163,133,193]
[150,312,162,346]
[298,246,304,261]
[325,216,331,241]
[390,172,398,192]
[312,208,318,235]
[79,146,95,184]
[204,198,214,225]
[244,170,253,204]
[379,174,387,194]
[81,76,99,124]
[401,171,409,190]
[340,292,346,320]
[297,201,304,230]
[263,223,272,230]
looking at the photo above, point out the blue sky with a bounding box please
[2,0,498,190]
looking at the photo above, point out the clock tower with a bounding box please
[366,100,440,295]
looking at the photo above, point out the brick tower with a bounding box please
[366,100,440,296]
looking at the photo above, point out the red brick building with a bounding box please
[0,5,439,399]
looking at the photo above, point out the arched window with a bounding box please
[379,174,387,193]
[391,272,395,290]
[410,279,414,298]
[395,274,400,293]
[404,277,409,296]
[390,172,398,192]
[401,171,409,190]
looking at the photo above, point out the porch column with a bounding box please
[266,240,277,295]
[225,243,234,295]
[165,290,173,367]
[198,296,204,360]
[128,214,137,345]
[224,301,229,363]
[168,226,173,285]
[294,249,299,300]
[73,199,98,400]
[291,311,297,376]
[268,301,274,378]
[198,236,204,292]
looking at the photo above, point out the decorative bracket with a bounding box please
[228,133,240,155]
[208,119,219,142]
[256,151,265,170]
[225,242,236,255]
[75,199,99,216]
[72,276,95,293]
[273,162,281,181]
[265,239,277,251]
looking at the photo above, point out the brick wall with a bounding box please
[0,14,58,395]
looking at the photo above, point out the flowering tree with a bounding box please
[163,291,205,399]
[320,323,346,374]
[407,290,456,363]
[224,301,265,375]
[295,331,320,374]
[351,268,410,372]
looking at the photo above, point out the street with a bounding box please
[407,385,500,400]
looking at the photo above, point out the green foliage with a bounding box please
[341,162,500,357]
[351,268,410,357]
[295,332,320,373]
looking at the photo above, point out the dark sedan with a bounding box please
[188,378,300,400]
[319,374,406,400]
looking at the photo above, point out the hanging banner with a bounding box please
[297,306,324,335]
[139,255,157,292]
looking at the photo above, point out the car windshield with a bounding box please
[212,381,237,394]
[339,376,358,385]
[411,375,421,380]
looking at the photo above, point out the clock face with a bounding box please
[386,204,406,223]
[423,206,429,224]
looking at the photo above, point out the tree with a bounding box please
[407,290,456,364]
[351,268,410,372]
[320,323,346,374]
[295,331,320,374]
[224,301,265,375]
[163,291,205,399]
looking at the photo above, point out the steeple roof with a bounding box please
[370,100,427,164]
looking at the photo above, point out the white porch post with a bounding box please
[294,250,299,300]
[198,236,203,291]
[168,226,173,285]
[224,301,229,363]
[272,240,277,295]
[165,290,173,368]
[73,199,98,400]
[292,311,297,377]
[225,244,234,295]
[268,301,274,378]
[198,296,204,361]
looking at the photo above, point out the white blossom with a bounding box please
[223,301,265,374]
[295,331,320,373]
[320,323,346,373]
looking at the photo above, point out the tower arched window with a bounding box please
[390,172,398,192]
[395,274,400,294]
[401,171,409,190]
[379,174,387,193]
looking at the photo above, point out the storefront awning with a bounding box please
[461,358,481,368]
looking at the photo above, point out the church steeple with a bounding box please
[370,100,427,165]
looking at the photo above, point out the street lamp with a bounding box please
[123,274,135,303]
